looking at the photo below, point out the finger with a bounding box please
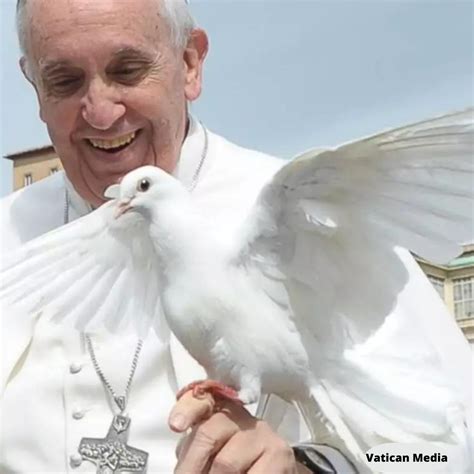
[209,430,265,474]
[169,389,216,432]
[175,411,240,473]
[247,446,297,474]
[247,450,297,474]
[175,434,188,459]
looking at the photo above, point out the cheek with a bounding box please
[138,58,187,119]
[40,97,79,143]
[40,98,83,181]
[129,81,187,150]
[132,77,185,123]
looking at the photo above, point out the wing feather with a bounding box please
[49,266,124,327]
[0,201,164,338]
[237,108,474,354]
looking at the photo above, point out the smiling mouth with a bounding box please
[87,130,141,153]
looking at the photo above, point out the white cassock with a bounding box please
[0,117,471,473]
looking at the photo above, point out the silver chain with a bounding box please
[63,188,70,224]
[189,121,208,192]
[63,120,209,414]
[85,334,143,413]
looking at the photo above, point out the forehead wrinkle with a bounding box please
[35,27,169,67]
[25,1,176,83]
[66,1,165,37]
[23,0,179,70]
[39,59,75,74]
[30,0,168,48]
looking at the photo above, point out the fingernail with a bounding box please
[170,414,187,431]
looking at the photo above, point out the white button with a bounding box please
[72,409,85,420]
[69,363,82,374]
[69,453,83,467]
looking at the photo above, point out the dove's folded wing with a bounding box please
[0,201,166,339]
[236,108,473,355]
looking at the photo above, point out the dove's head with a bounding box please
[105,166,188,219]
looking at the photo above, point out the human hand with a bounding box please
[168,390,299,473]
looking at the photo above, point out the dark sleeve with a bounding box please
[293,443,358,474]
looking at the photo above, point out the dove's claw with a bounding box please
[176,379,244,405]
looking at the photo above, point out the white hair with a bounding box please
[16,0,196,72]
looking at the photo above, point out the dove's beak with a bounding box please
[115,199,134,219]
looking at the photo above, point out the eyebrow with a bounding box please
[110,47,153,61]
[40,60,77,76]
[38,48,154,77]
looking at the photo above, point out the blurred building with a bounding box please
[417,246,474,344]
[4,145,61,191]
[3,145,474,345]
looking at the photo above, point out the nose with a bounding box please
[81,77,126,130]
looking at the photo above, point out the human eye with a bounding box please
[42,68,84,97]
[52,76,82,93]
[109,61,149,85]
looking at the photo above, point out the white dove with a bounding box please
[1,109,473,463]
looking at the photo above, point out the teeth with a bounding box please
[89,131,136,150]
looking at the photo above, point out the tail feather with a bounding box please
[297,383,368,471]
[296,360,472,473]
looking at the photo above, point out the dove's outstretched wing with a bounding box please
[237,108,473,353]
[235,109,473,458]
[0,201,166,339]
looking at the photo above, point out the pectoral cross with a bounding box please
[78,415,148,474]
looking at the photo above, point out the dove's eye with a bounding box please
[137,178,151,192]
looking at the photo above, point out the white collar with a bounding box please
[65,115,207,219]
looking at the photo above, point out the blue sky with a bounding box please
[1,0,472,198]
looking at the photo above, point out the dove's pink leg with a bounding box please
[176,379,244,405]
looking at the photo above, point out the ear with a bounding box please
[20,56,34,85]
[20,56,46,123]
[183,29,209,102]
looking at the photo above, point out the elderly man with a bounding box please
[1,0,471,473]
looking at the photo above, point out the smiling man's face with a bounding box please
[22,0,207,206]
